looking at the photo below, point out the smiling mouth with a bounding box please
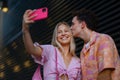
[61,36,69,40]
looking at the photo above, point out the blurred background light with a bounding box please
[0,0,8,12]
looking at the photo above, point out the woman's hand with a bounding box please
[22,9,36,32]
[23,9,36,24]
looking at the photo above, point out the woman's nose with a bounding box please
[61,32,65,35]
[61,31,66,36]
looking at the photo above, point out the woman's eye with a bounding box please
[65,30,69,32]
[58,31,61,34]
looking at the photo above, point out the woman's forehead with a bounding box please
[58,24,69,30]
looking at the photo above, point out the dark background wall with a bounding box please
[0,0,120,80]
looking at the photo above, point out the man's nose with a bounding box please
[70,26,73,30]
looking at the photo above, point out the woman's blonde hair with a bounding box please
[51,22,76,56]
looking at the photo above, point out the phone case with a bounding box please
[31,7,48,21]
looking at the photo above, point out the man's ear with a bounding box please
[81,21,87,29]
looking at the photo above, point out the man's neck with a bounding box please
[84,29,93,44]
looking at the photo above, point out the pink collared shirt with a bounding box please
[32,42,81,80]
[80,31,120,80]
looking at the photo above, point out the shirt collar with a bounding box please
[81,31,99,54]
[89,31,99,45]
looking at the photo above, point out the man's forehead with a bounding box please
[72,16,78,22]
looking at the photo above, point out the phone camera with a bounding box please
[42,8,46,12]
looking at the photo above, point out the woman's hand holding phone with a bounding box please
[30,7,48,21]
[23,9,35,24]
[23,7,48,24]
[22,7,48,32]
[22,9,35,32]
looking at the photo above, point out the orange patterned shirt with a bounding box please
[80,31,120,80]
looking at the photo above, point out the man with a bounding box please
[70,9,120,80]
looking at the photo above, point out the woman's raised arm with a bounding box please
[22,9,42,57]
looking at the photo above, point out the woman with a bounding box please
[22,9,81,80]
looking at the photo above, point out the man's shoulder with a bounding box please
[96,32,115,45]
[94,32,114,44]
[97,32,112,40]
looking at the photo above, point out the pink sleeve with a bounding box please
[31,42,54,65]
[98,35,115,72]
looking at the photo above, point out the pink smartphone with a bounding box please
[31,7,48,21]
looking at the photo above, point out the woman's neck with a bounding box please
[61,44,70,56]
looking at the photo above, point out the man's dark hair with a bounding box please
[72,8,98,31]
